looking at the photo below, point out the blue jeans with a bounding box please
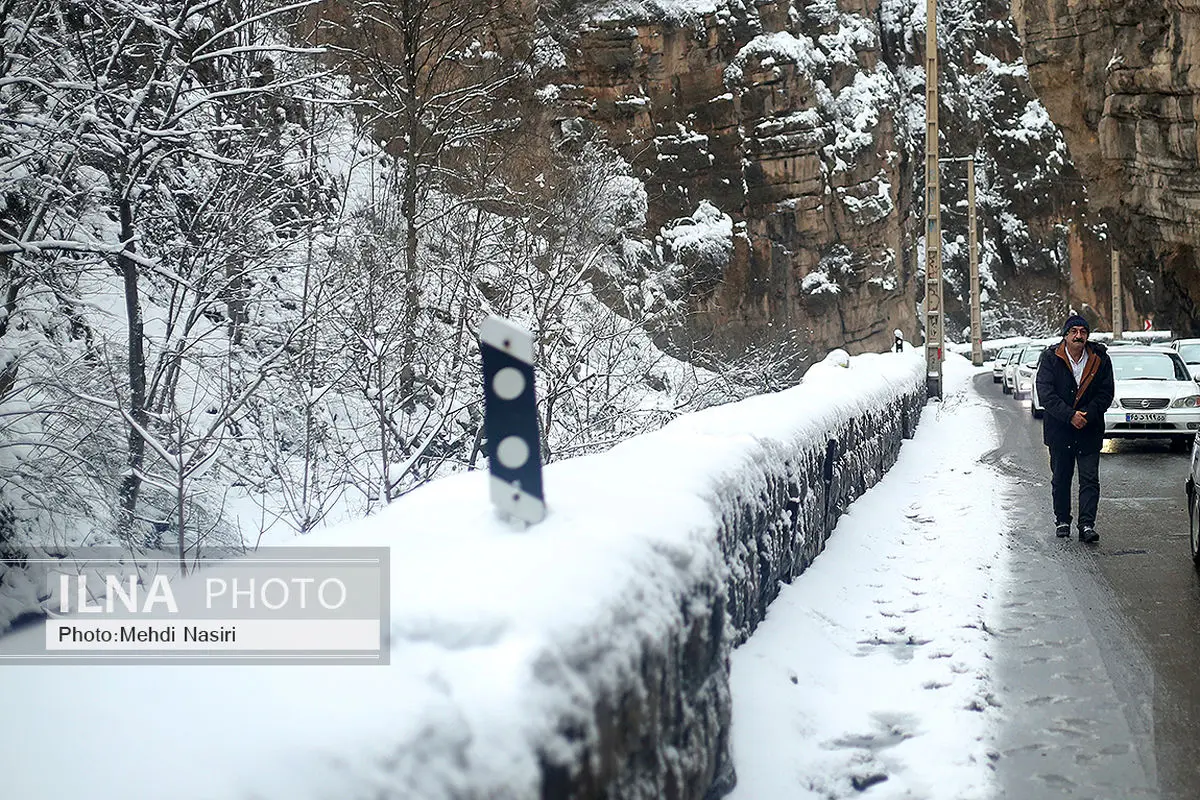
[1049,446,1101,529]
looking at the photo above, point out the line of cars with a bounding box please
[992,340,1050,404]
[994,337,1200,565]
[994,337,1200,451]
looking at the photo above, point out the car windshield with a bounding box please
[1176,343,1200,364]
[1110,351,1192,381]
[1020,347,1041,367]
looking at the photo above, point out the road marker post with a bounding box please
[480,316,546,526]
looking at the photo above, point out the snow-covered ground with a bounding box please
[1,345,923,800]
[729,354,1013,799]
[2,351,1017,800]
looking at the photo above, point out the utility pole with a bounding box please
[924,0,943,398]
[968,156,981,366]
[1111,248,1123,340]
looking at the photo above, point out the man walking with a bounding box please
[1034,314,1115,543]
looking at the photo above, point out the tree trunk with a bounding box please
[117,198,148,539]
[399,13,421,400]
[0,255,20,401]
[377,351,391,504]
[226,254,248,347]
[177,420,187,576]
[400,147,420,403]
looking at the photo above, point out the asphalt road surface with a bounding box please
[979,372,1200,800]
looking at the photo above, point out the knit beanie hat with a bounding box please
[1061,314,1090,336]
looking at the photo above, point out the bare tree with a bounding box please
[297,0,533,504]
[0,0,328,540]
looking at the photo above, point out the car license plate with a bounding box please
[1126,413,1166,422]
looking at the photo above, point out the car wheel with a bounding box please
[1190,489,1200,568]
[1031,406,1043,419]
[1172,435,1193,453]
[993,375,1001,383]
[1003,384,1011,394]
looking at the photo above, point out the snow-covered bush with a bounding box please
[659,201,735,295]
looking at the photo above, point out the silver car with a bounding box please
[1185,438,1200,566]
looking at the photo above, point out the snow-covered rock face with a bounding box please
[550,0,1110,352]
[1011,0,1200,333]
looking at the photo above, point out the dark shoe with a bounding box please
[1055,523,1071,538]
[1079,526,1099,543]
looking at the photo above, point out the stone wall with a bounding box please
[539,359,926,798]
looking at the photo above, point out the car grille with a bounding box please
[1120,398,1170,409]
[1111,422,1180,430]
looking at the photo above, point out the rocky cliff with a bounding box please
[539,0,1106,360]
[552,3,913,357]
[1011,0,1200,334]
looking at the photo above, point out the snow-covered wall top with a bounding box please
[2,347,926,800]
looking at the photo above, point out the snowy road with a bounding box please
[983,370,1200,800]
[727,357,1200,800]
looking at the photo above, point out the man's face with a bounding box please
[1067,325,1089,346]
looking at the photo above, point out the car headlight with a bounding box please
[1172,395,1200,408]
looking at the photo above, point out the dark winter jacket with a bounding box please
[1035,340,1115,453]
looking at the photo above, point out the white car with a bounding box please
[992,346,1021,384]
[1002,346,1031,394]
[1171,338,1200,380]
[1012,345,1041,400]
[1104,346,1200,451]
[1004,342,1049,396]
[1030,374,1046,418]
[1012,345,1046,401]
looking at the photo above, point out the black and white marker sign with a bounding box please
[480,316,546,524]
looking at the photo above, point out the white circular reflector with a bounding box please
[492,367,526,400]
[496,436,530,469]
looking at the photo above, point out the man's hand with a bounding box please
[1071,410,1087,429]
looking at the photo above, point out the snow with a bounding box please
[802,268,840,295]
[659,199,733,265]
[731,30,828,79]
[585,0,722,25]
[819,13,878,67]
[831,70,894,159]
[974,51,1028,80]
[0,346,1023,800]
[728,354,1010,799]
[837,171,894,223]
[995,101,1060,147]
[949,334,1029,355]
